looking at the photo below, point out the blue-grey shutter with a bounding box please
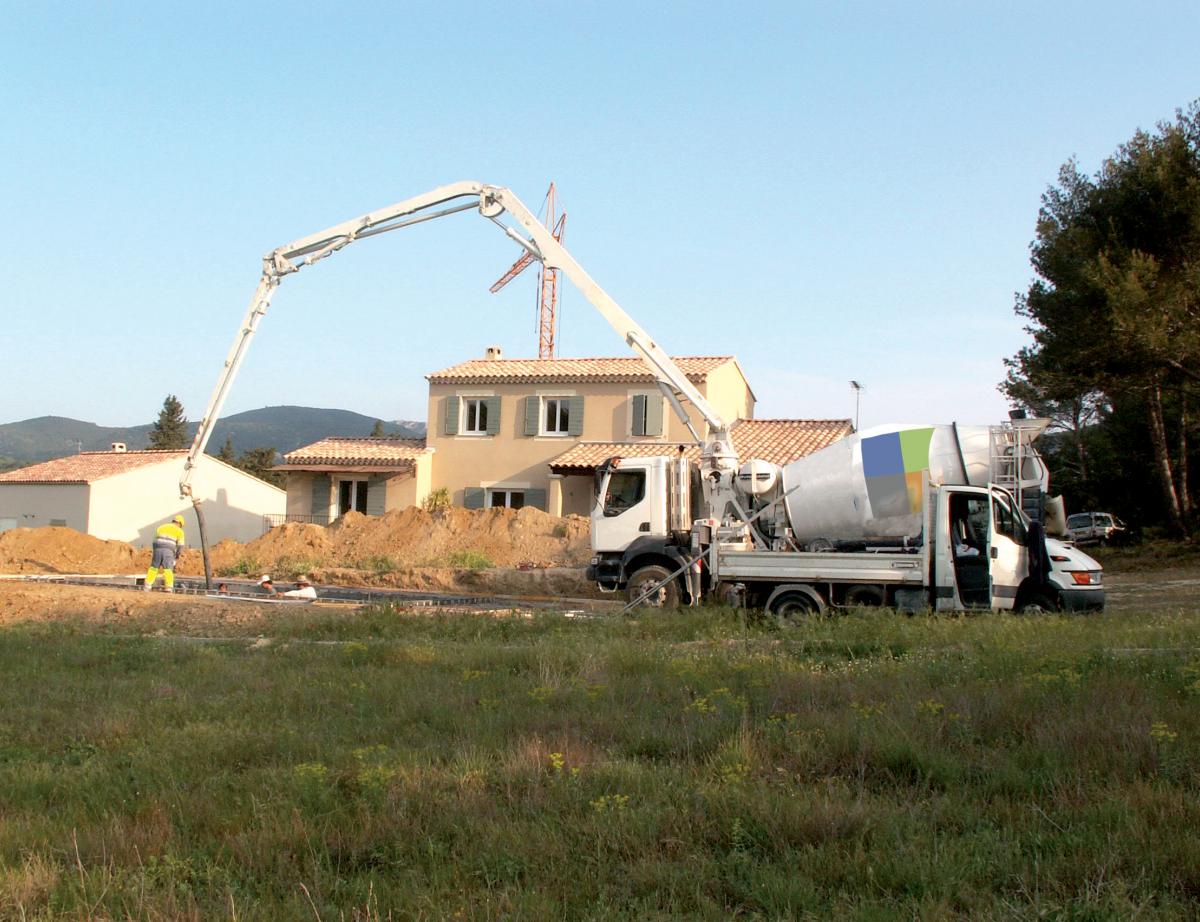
[567,396,584,436]
[631,394,647,436]
[523,397,540,436]
[444,396,461,435]
[366,477,386,516]
[645,395,664,437]
[310,475,330,518]
[524,488,547,512]
[463,487,485,509]
[485,396,501,435]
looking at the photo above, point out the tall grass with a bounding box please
[0,606,1198,919]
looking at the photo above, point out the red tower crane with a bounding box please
[489,183,566,358]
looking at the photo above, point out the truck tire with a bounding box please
[626,565,680,609]
[765,586,826,621]
[1017,590,1060,614]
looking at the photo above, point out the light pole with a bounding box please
[849,380,863,431]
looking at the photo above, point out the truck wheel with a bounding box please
[766,588,824,621]
[1017,590,1060,614]
[626,565,680,609]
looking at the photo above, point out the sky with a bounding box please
[1,1,1196,432]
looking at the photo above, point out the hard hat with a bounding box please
[259,574,272,584]
[172,515,185,525]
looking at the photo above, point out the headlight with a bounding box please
[1068,570,1102,586]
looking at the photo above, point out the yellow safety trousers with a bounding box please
[145,522,185,590]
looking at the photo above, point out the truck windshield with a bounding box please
[602,471,645,517]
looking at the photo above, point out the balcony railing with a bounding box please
[262,513,331,532]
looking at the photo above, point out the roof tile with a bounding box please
[279,437,429,469]
[0,450,185,484]
[548,419,852,471]
[427,356,734,385]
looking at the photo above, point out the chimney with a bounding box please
[485,345,503,360]
[111,442,127,453]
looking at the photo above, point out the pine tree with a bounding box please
[371,419,386,437]
[149,395,189,450]
[216,436,236,463]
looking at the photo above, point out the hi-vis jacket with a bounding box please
[153,521,185,554]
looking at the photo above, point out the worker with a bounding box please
[144,514,186,592]
[280,575,318,600]
[257,575,276,595]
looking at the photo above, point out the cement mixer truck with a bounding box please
[587,419,1105,614]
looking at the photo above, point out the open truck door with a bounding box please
[987,487,1029,610]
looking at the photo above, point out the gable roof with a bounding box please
[276,437,430,471]
[426,356,737,385]
[548,418,852,473]
[0,450,185,485]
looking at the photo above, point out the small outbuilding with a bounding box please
[0,446,286,545]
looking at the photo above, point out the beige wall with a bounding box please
[89,456,285,545]
[0,483,90,532]
[425,362,753,515]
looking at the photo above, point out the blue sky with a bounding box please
[2,1,1196,431]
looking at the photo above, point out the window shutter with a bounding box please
[463,487,485,509]
[365,477,386,516]
[310,475,330,518]
[485,396,501,435]
[645,394,664,436]
[567,396,585,436]
[631,394,646,437]
[525,488,547,512]
[444,396,461,436]
[523,397,540,436]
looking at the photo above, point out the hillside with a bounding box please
[0,407,426,466]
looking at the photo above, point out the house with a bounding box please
[0,446,286,544]
[424,352,760,516]
[277,349,853,522]
[274,437,433,523]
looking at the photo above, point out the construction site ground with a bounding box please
[0,510,1195,626]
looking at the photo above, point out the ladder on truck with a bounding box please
[988,421,1046,524]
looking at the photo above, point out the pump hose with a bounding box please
[190,498,213,591]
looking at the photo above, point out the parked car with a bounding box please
[1066,512,1128,546]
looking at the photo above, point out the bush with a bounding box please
[422,488,451,513]
[447,550,493,570]
[359,555,399,575]
[218,556,261,577]
[273,554,324,578]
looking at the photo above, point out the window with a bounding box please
[488,489,525,509]
[462,398,489,435]
[992,494,1027,543]
[543,397,570,435]
[602,471,645,517]
[338,479,369,516]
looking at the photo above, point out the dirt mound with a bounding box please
[0,507,594,590]
[0,527,147,574]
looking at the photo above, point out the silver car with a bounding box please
[1066,511,1127,546]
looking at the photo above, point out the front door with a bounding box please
[988,488,1028,610]
[948,491,990,607]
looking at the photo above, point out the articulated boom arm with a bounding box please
[180,181,729,497]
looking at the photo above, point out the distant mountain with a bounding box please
[0,406,427,466]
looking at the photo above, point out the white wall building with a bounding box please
[0,447,285,544]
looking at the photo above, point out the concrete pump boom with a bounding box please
[181,182,732,505]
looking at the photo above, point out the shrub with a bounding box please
[447,550,493,570]
[421,488,451,513]
[218,556,261,577]
[359,555,399,575]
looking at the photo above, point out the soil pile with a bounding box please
[0,508,593,586]
[0,527,146,574]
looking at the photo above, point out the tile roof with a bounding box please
[0,450,185,484]
[548,419,853,472]
[278,437,430,469]
[427,356,735,385]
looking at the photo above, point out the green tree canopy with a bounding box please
[370,419,386,437]
[148,395,189,450]
[215,436,236,463]
[1005,103,1199,535]
[235,447,284,487]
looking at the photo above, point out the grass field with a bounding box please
[2,599,1199,920]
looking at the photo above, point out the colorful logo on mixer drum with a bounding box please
[860,428,935,518]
